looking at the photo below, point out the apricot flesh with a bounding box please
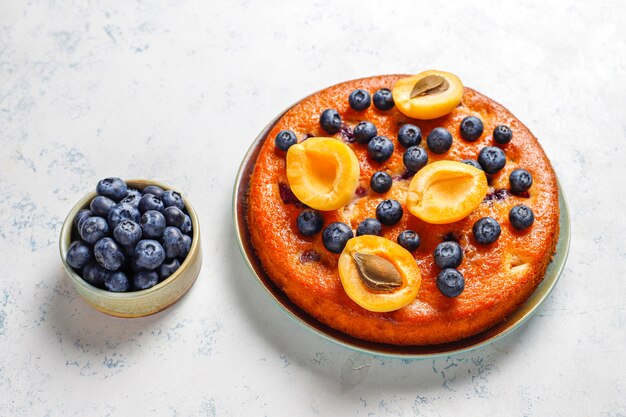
[392,70,464,120]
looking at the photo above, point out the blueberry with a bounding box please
[180,215,192,235]
[90,196,116,217]
[478,146,507,174]
[134,239,166,270]
[82,262,109,288]
[142,185,164,199]
[436,268,465,297]
[403,146,428,172]
[397,230,420,251]
[104,271,130,292]
[353,121,378,144]
[509,204,535,230]
[66,240,92,269]
[126,188,143,200]
[472,217,502,244]
[158,258,180,281]
[427,127,453,154]
[434,241,463,269]
[138,194,164,213]
[460,116,484,141]
[373,88,394,110]
[94,237,125,271]
[74,209,92,230]
[376,199,403,226]
[398,124,422,148]
[461,159,483,170]
[370,171,393,194]
[296,209,324,237]
[162,190,185,210]
[349,89,371,111]
[96,177,127,202]
[509,169,533,194]
[320,109,341,134]
[368,136,394,162]
[162,226,185,259]
[140,210,166,238]
[356,218,382,236]
[120,191,141,208]
[163,206,185,227]
[133,270,159,291]
[107,203,141,230]
[79,216,110,244]
[321,222,353,254]
[113,219,142,246]
[493,125,513,144]
[275,130,297,151]
[179,234,192,259]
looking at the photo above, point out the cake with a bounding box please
[246,72,559,345]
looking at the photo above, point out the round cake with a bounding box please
[246,73,559,346]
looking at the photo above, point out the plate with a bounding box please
[233,106,571,359]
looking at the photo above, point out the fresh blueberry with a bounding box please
[179,234,192,259]
[376,199,403,226]
[478,146,507,174]
[461,159,483,170]
[460,116,484,141]
[158,258,180,281]
[356,218,382,236]
[493,125,513,144]
[296,209,324,237]
[161,190,185,210]
[403,146,428,172]
[107,203,141,230]
[368,136,394,162]
[436,268,465,297]
[142,185,164,199]
[126,188,143,200]
[427,127,453,154]
[74,209,92,230]
[275,130,298,151]
[96,177,127,202]
[120,191,141,208]
[113,219,142,246]
[321,222,353,254]
[320,109,341,134]
[79,216,110,244]
[353,121,378,144]
[434,241,463,269]
[90,196,116,217]
[134,239,166,270]
[397,230,420,251]
[138,194,164,213]
[133,270,159,291]
[140,210,166,238]
[180,215,192,235]
[82,262,109,288]
[162,226,185,259]
[104,271,130,292]
[66,240,92,269]
[94,237,125,271]
[349,89,371,111]
[509,169,533,194]
[509,204,535,230]
[163,206,185,227]
[373,88,394,110]
[472,217,502,244]
[398,124,422,148]
[370,171,393,194]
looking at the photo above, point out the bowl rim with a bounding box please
[59,178,201,299]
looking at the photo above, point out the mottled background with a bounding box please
[0,0,625,415]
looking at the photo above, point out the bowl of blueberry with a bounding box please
[59,177,202,317]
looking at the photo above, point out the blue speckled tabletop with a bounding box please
[1,1,625,416]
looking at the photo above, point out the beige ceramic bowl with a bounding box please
[59,179,202,317]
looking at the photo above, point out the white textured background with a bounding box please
[1,0,625,416]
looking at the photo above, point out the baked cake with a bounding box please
[246,71,559,345]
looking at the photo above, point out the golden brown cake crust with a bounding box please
[247,74,559,345]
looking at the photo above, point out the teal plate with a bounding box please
[233,107,571,360]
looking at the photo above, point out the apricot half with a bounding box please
[338,235,421,312]
[286,137,360,211]
[406,160,488,224]
[392,70,463,120]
